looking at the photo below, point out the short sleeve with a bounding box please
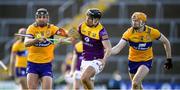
[12,43,19,52]
[26,25,35,38]
[99,28,109,41]
[122,29,131,41]
[55,27,68,37]
[151,29,161,40]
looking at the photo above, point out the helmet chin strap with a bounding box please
[37,22,47,27]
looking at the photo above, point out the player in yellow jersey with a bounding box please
[112,12,172,90]
[24,8,68,89]
[9,28,28,90]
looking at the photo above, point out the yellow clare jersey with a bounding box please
[12,40,27,67]
[122,25,161,62]
[26,23,61,63]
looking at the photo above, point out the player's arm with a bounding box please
[159,34,172,70]
[67,26,82,44]
[159,34,171,59]
[102,40,112,61]
[24,26,46,47]
[55,28,68,37]
[70,50,77,76]
[9,51,16,77]
[111,38,127,55]
[24,36,45,47]
[54,28,76,44]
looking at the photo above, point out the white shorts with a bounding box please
[73,70,81,80]
[64,73,74,84]
[80,60,104,75]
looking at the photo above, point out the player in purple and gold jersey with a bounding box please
[76,8,112,89]
[60,52,73,90]
[112,12,172,90]
[24,8,68,89]
[9,28,28,90]
[70,41,83,89]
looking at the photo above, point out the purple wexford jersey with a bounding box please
[76,52,83,70]
[78,22,109,60]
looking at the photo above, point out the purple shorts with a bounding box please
[27,61,53,78]
[128,60,152,74]
[15,67,27,77]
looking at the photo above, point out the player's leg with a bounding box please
[26,62,40,90]
[27,73,39,89]
[129,73,134,81]
[64,72,73,90]
[73,70,82,90]
[40,62,53,89]
[129,73,143,90]
[81,66,95,89]
[41,76,53,89]
[81,60,103,89]
[19,77,28,90]
[73,79,81,89]
[15,67,28,90]
[131,65,149,90]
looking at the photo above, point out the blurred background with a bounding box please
[0,0,180,89]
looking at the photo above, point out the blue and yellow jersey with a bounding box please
[122,25,161,62]
[26,23,66,63]
[12,40,27,67]
[78,22,109,60]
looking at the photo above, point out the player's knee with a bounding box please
[80,75,89,84]
[28,82,38,89]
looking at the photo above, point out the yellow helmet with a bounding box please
[131,12,147,22]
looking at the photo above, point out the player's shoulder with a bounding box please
[145,25,158,31]
[13,40,21,46]
[124,27,133,34]
[27,23,37,30]
[48,23,56,27]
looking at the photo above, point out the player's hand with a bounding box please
[68,28,80,39]
[164,58,173,70]
[35,37,46,43]
[98,59,106,67]
[69,71,74,77]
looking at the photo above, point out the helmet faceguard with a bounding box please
[131,12,147,29]
[35,8,49,19]
[86,8,102,26]
[35,8,49,27]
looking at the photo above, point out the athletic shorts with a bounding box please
[26,61,53,78]
[73,70,82,80]
[15,67,27,77]
[81,60,104,80]
[128,60,152,74]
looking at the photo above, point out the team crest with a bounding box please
[84,37,90,42]
[92,33,96,37]
[46,30,50,36]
